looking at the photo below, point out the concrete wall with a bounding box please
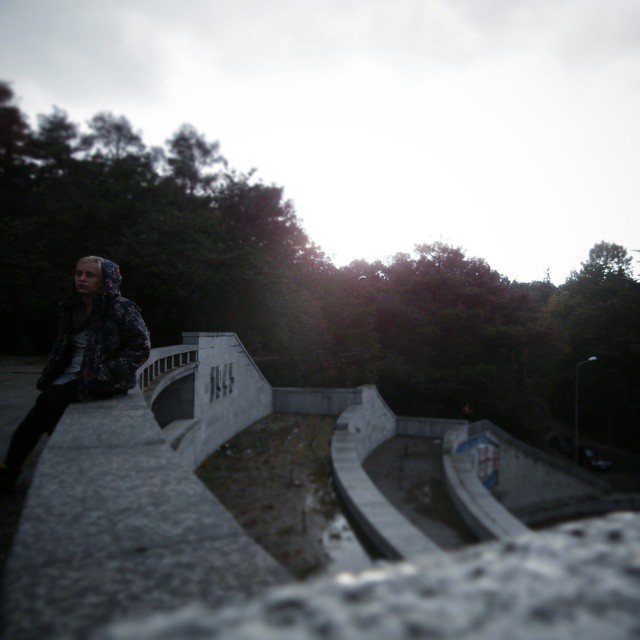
[337,386,397,461]
[274,385,442,558]
[442,420,614,541]
[273,384,401,459]
[442,424,531,541]
[272,387,362,415]
[397,415,468,438]
[474,420,609,512]
[331,427,442,559]
[6,332,631,639]
[0,384,289,640]
[170,333,274,470]
[1,332,289,639]
[340,392,441,558]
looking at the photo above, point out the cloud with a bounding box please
[444,0,640,61]
[5,0,640,110]
[1,0,638,283]
[2,0,168,108]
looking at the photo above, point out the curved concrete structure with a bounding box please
[443,425,530,541]
[5,335,445,639]
[273,385,456,558]
[331,428,441,560]
[441,420,616,541]
[2,332,638,639]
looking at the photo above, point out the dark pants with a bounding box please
[4,379,78,470]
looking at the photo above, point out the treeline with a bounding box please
[2,81,639,449]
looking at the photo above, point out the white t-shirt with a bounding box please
[53,309,90,385]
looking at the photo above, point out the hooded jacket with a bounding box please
[37,259,151,401]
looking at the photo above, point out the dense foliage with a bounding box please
[2,82,639,449]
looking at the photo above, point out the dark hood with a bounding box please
[99,258,122,296]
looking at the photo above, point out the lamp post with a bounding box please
[574,356,598,463]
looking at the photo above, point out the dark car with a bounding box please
[578,446,613,471]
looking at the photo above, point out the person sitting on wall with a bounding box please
[0,256,151,494]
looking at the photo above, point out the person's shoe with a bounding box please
[0,463,21,495]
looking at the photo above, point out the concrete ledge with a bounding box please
[443,427,531,541]
[163,418,203,451]
[97,511,640,640]
[331,427,442,560]
[335,405,361,431]
[166,418,213,471]
[0,387,290,640]
[275,386,442,559]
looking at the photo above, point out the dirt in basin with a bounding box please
[195,414,373,580]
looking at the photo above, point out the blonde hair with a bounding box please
[76,256,104,283]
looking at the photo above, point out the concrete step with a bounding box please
[163,419,202,450]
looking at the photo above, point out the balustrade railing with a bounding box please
[137,345,198,391]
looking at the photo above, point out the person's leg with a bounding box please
[2,379,78,474]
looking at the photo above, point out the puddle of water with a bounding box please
[318,513,372,577]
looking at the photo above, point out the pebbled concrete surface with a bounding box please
[0,363,291,640]
[97,510,640,640]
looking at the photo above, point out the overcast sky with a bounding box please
[3,0,640,283]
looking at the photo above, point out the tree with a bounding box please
[357,242,557,430]
[166,124,226,198]
[214,178,309,259]
[0,81,33,198]
[546,242,640,447]
[31,107,82,176]
[579,241,633,280]
[83,112,145,161]
[13,83,634,446]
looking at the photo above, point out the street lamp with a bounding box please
[574,356,598,463]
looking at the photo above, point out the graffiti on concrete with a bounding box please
[456,432,500,489]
